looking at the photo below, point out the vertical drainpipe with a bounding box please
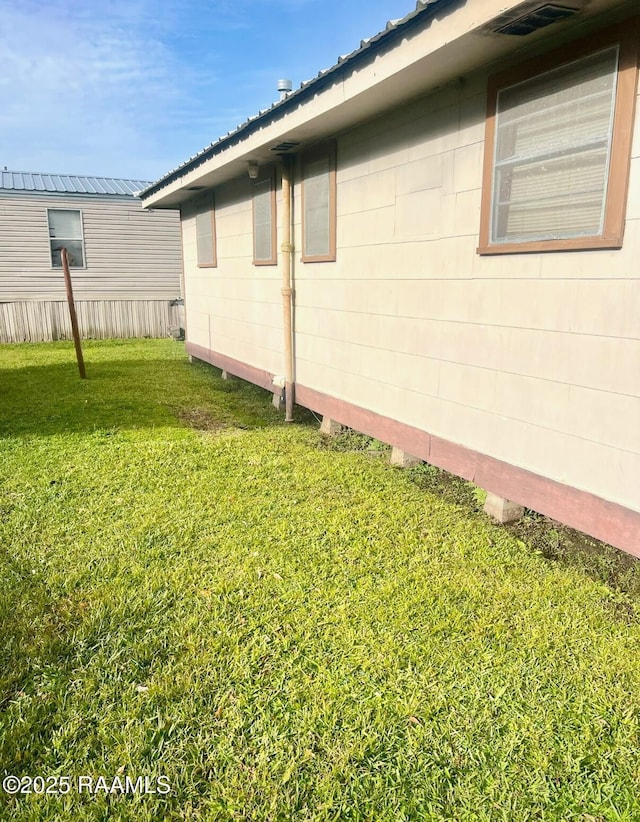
[281,155,295,422]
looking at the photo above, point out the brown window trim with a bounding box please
[196,192,217,268]
[478,18,639,256]
[301,141,337,263]
[252,170,277,266]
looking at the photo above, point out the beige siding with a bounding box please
[181,178,283,377]
[0,193,182,301]
[292,69,640,515]
[182,58,640,517]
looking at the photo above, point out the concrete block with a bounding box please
[272,391,284,411]
[484,492,524,524]
[319,416,344,436]
[390,447,421,468]
[221,370,229,380]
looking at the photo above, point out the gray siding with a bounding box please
[0,192,181,301]
[0,300,182,343]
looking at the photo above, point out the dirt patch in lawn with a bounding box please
[177,407,228,432]
[505,512,640,618]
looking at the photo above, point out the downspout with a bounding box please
[281,155,295,422]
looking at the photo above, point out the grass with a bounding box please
[1,339,640,821]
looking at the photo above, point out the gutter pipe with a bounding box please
[281,156,295,422]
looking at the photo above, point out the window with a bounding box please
[48,209,85,268]
[301,142,336,262]
[479,21,639,254]
[252,173,277,265]
[196,193,216,267]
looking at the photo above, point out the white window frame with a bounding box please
[47,208,86,269]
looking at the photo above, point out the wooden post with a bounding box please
[60,247,86,379]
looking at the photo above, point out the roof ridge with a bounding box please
[141,0,446,199]
[2,169,150,184]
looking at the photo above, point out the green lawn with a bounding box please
[1,339,639,821]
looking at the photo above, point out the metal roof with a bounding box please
[0,171,151,197]
[140,0,448,200]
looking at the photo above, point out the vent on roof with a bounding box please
[270,141,300,153]
[277,79,293,101]
[492,3,579,35]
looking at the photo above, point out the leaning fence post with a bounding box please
[60,247,86,379]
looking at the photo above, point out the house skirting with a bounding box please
[188,342,283,396]
[0,300,181,343]
[187,341,640,558]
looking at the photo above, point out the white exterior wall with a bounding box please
[0,192,182,341]
[181,178,283,377]
[292,70,640,515]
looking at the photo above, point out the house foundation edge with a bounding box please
[186,341,640,558]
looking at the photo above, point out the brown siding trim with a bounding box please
[184,342,640,556]
[186,341,282,396]
[301,141,337,263]
[295,384,640,558]
[478,17,640,256]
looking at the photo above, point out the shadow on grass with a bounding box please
[505,512,640,613]
[0,356,298,438]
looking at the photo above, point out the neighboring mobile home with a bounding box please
[140,0,640,555]
[0,171,182,342]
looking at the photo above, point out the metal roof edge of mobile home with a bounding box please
[139,0,450,201]
[0,171,152,197]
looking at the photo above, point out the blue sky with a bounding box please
[1,0,415,184]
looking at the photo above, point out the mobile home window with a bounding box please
[48,209,85,268]
[196,193,216,267]
[478,21,638,254]
[252,174,277,265]
[301,143,336,262]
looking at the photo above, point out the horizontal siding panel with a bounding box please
[0,193,182,300]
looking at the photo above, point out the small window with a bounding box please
[196,193,216,267]
[48,209,85,268]
[479,21,639,254]
[301,142,336,262]
[252,173,277,265]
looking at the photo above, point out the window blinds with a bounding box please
[304,155,331,257]
[253,179,273,262]
[196,201,215,265]
[492,46,619,243]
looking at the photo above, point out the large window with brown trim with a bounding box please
[301,142,336,262]
[252,173,277,265]
[196,193,216,267]
[478,20,638,254]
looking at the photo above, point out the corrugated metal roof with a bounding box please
[0,171,151,197]
[141,0,447,200]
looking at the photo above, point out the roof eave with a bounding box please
[141,0,634,209]
[140,0,461,206]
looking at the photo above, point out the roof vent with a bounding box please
[492,3,579,35]
[277,79,293,101]
[270,140,300,153]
